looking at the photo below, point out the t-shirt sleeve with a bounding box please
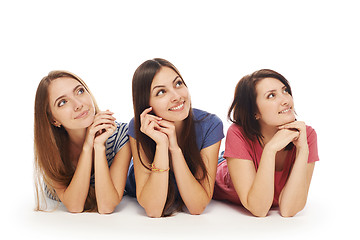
[223,124,253,160]
[113,122,129,155]
[201,114,224,149]
[306,126,319,163]
[128,118,136,139]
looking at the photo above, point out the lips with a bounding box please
[278,107,292,114]
[75,110,89,119]
[169,102,184,111]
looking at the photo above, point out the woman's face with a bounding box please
[48,77,95,130]
[149,67,191,122]
[255,77,295,128]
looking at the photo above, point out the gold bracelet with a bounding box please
[150,163,170,172]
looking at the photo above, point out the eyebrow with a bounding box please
[53,84,83,106]
[264,85,286,96]
[152,76,180,92]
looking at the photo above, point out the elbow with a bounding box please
[97,200,120,214]
[98,204,116,214]
[280,206,304,218]
[98,208,115,215]
[188,205,206,215]
[145,209,163,218]
[249,209,268,218]
[279,202,305,217]
[245,200,271,217]
[67,205,84,213]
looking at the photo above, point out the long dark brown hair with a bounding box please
[228,69,293,148]
[34,70,100,212]
[132,58,208,216]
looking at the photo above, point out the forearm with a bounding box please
[138,144,169,218]
[60,146,93,213]
[246,147,276,217]
[94,145,121,214]
[171,147,211,215]
[278,148,309,217]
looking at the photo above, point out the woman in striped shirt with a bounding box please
[34,70,131,214]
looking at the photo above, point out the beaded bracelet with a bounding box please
[150,163,170,172]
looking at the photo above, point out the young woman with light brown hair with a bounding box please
[34,70,131,213]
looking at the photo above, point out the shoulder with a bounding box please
[305,125,317,140]
[128,117,136,139]
[226,123,247,140]
[305,124,319,162]
[108,121,129,141]
[114,121,128,136]
[192,108,224,149]
[193,108,223,126]
[106,121,129,156]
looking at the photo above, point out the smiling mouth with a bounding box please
[75,110,89,119]
[169,102,184,111]
[278,107,292,114]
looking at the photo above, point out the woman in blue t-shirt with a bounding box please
[34,70,131,213]
[126,58,224,217]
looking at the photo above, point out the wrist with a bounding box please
[94,143,106,151]
[263,144,278,156]
[82,143,93,152]
[169,145,182,154]
[296,145,309,156]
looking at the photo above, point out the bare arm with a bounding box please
[53,145,93,213]
[227,147,276,217]
[94,142,131,214]
[171,141,221,215]
[130,137,170,218]
[278,121,315,217]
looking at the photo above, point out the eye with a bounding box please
[175,80,183,88]
[267,93,275,99]
[77,88,85,95]
[156,89,165,96]
[58,99,67,107]
[283,88,289,94]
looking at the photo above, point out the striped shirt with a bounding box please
[90,121,129,185]
[46,121,129,200]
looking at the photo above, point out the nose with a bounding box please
[73,98,83,111]
[170,89,181,102]
[280,93,291,106]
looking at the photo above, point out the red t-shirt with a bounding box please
[213,123,319,206]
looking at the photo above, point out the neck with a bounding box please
[260,124,278,146]
[66,128,87,150]
[174,120,184,140]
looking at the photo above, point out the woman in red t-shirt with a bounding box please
[213,69,319,217]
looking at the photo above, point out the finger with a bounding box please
[95,111,116,121]
[157,119,174,127]
[92,118,116,128]
[140,107,153,120]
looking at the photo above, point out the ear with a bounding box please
[52,120,61,128]
[254,113,261,120]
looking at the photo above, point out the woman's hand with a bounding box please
[157,119,179,151]
[278,121,308,152]
[84,110,116,149]
[93,110,117,147]
[265,127,300,153]
[140,107,168,146]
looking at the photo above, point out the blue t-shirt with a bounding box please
[125,108,224,197]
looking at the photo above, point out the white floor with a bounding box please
[9,185,358,240]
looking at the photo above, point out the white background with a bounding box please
[1,0,359,239]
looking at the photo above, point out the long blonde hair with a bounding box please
[34,70,99,211]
